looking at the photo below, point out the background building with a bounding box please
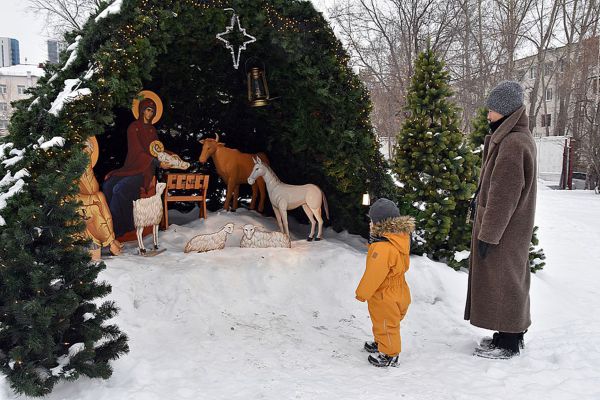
[0,64,44,136]
[47,39,65,65]
[0,37,20,67]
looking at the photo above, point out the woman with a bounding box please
[464,81,537,359]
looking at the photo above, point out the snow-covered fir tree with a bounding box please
[469,107,489,168]
[392,45,477,265]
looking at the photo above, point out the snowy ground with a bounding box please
[1,183,599,400]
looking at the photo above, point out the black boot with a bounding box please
[474,332,521,359]
[364,341,378,353]
[368,352,398,367]
[480,329,526,350]
[479,332,500,348]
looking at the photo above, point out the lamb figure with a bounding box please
[133,182,167,254]
[184,223,235,253]
[240,224,291,248]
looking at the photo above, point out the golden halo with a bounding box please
[149,140,164,157]
[85,136,99,168]
[132,90,163,125]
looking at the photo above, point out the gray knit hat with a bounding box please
[368,198,400,224]
[486,81,524,116]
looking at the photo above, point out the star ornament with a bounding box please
[216,14,257,69]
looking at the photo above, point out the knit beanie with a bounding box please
[368,198,400,224]
[486,81,524,116]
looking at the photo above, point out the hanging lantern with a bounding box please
[362,193,371,206]
[246,59,270,107]
[362,178,371,206]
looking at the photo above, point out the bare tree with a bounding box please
[28,0,103,36]
[446,0,503,132]
[325,0,600,182]
[492,0,536,78]
[556,0,600,140]
[520,0,561,132]
[329,0,463,152]
[577,36,600,189]
[328,0,541,141]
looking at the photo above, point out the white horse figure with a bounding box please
[248,157,329,241]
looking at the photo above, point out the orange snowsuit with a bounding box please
[356,216,414,356]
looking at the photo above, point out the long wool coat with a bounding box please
[464,105,537,333]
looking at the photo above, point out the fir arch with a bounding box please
[0,0,393,395]
[41,0,391,233]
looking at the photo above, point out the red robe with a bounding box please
[105,102,158,190]
[103,99,159,242]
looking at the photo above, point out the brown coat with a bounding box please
[464,105,537,333]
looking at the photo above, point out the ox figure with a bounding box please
[199,134,269,213]
[248,157,329,241]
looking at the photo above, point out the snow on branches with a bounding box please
[49,79,91,116]
[95,0,124,22]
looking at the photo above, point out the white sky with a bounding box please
[0,0,337,65]
[0,0,51,64]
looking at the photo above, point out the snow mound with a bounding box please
[1,188,599,399]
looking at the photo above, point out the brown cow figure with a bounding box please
[199,134,269,213]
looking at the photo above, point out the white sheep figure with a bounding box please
[240,224,291,249]
[184,223,235,253]
[133,182,167,254]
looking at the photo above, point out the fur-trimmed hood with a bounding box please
[370,216,415,256]
[370,216,415,237]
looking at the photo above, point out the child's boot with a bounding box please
[368,352,398,367]
[364,341,378,353]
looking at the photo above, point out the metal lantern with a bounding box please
[362,193,371,206]
[362,178,371,206]
[246,59,270,107]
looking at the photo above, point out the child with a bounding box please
[356,198,415,367]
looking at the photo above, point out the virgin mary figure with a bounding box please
[103,92,164,238]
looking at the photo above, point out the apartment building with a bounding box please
[47,40,66,65]
[0,37,20,67]
[513,38,599,138]
[0,64,45,136]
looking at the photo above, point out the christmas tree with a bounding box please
[469,107,489,167]
[0,0,390,395]
[529,226,547,273]
[0,122,129,396]
[392,45,477,264]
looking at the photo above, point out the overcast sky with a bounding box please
[0,0,336,65]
